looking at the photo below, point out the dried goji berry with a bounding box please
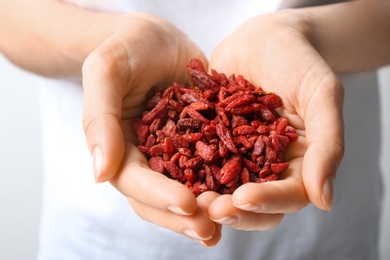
[134,58,297,196]
[216,123,238,154]
[220,155,242,184]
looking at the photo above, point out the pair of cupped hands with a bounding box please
[81,11,344,246]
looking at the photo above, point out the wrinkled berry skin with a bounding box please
[133,58,297,196]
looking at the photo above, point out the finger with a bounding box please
[232,158,309,214]
[82,49,126,183]
[302,74,345,211]
[196,191,222,247]
[284,135,306,161]
[196,191,220,210]
[128,197,216,241]
[110,142,198,215]
[208,194,284,231]
[198,223,222,247]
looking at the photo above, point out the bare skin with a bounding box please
[1,0,390,246]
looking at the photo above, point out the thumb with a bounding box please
[302,76,345,211]
[81,53,125,183]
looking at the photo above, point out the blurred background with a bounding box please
[0,54,389,259]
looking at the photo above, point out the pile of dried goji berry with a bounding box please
[132,58,298,196]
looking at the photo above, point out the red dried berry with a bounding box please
[134,58,297,196]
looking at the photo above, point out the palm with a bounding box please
[82,13,221,245]
[206,13,344,230]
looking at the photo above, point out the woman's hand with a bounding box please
[207,10,344,230]
[81,13,220,245]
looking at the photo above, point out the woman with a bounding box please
[1,0,389,259]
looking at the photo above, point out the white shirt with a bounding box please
[37,1,383,259]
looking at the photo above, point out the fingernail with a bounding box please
[322,175,334,211]
[193,239,213,247]
[182,229,210,240]
[235,203,260,212]
[93,146,103,182]
[212,216,237,225]
[166,205,191,216]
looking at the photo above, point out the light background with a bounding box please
[0,54,389,259]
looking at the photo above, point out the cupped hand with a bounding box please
[207,10,344,230]
[81,12,219,244]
